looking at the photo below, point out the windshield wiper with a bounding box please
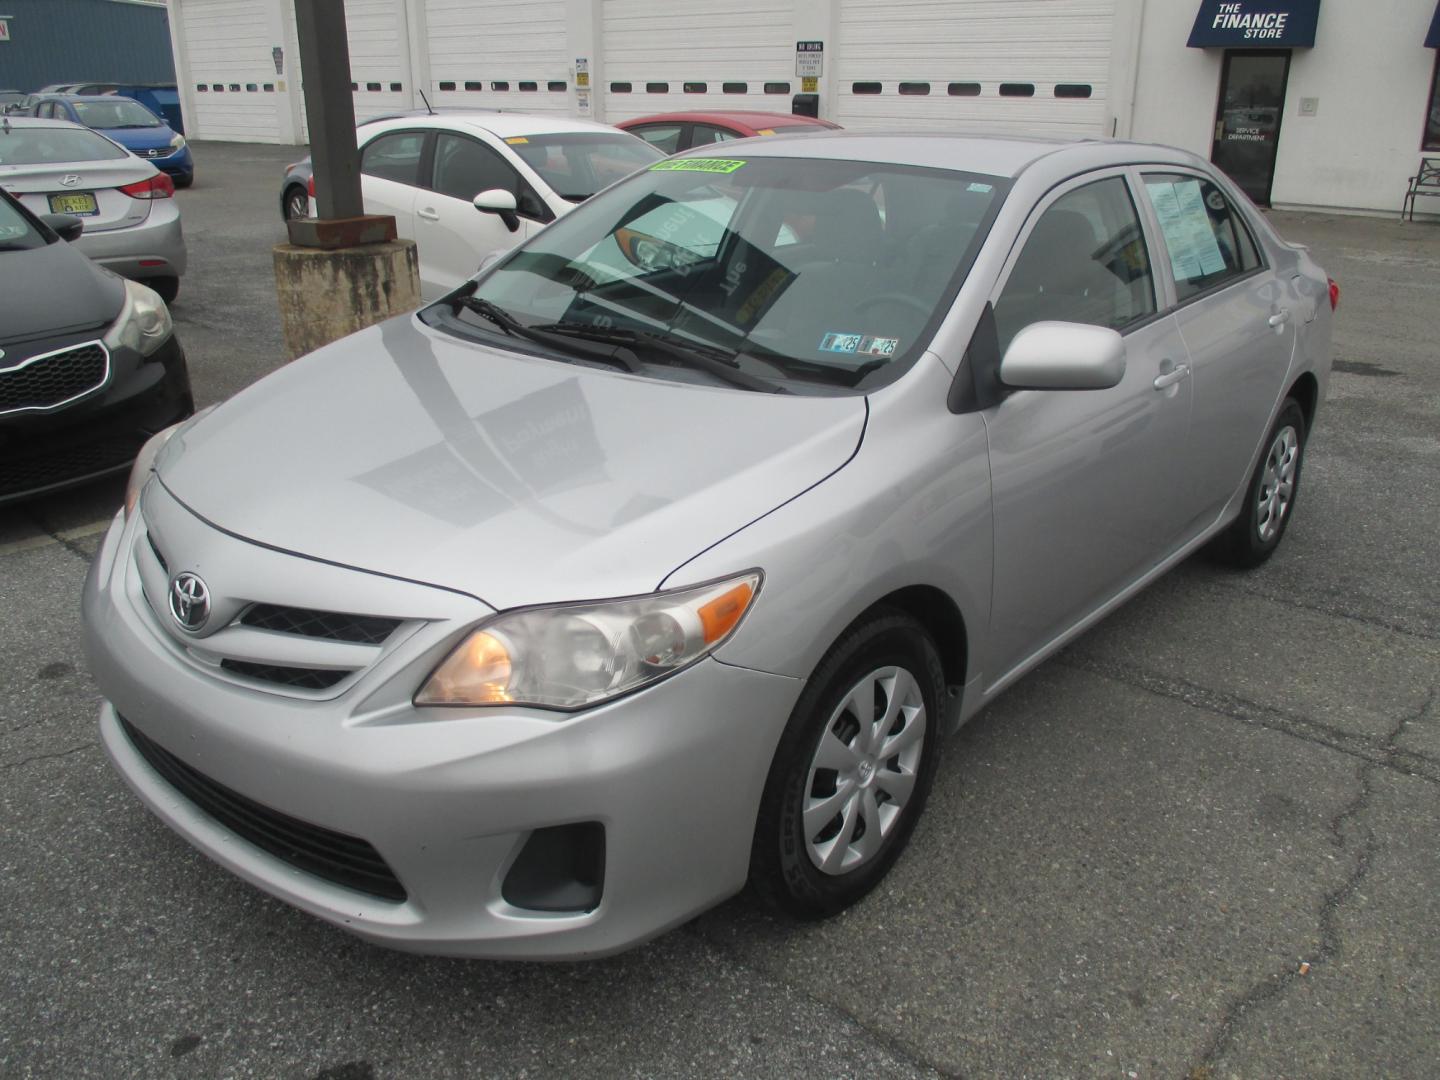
[454,294,642,373]
[531,322,789,394]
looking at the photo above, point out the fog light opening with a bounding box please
[501,822,605,913]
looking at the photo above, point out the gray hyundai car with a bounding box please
[82,133,1335,959]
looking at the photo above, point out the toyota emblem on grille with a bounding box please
[169,572,211,632]
[58,174,82,187]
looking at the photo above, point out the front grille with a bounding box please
[0,431,143,498]
[119,714,407,902]
[146,533,169,573]
[221,660,350,690]
[0,342,109,415]
[240,603,400,645]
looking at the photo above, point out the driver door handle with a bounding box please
[416,207,440,221]
[1153,363,1191,390]
[1268,310,1291,328]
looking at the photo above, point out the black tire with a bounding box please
[1213,398,1307,568]
[173,173,194,189]
[282,183,309,220]
[751,610,945,919]
[149,276,180,304]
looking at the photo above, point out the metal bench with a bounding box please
[1403,157,1440,220]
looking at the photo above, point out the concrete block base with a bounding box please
[273,239,421,361]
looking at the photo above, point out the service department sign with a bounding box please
[1187,0,1321,48]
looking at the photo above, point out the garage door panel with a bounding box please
[602,0,793,122]
[426,0,570,116]
[836,0,1114,136]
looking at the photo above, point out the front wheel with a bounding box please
[751,611,944,919]
[1213,398,1306,568]
[149,276,180,304]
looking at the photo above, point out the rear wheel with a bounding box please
[149,276,180,304]
[1213,398,1306,568]
[173,173,194,189]
[283,184,309,220]
[751,611,944,919]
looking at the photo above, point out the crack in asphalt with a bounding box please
[0,742,98,771]
[1195,577,1439,644]
[1187,688,1437,1073]
[1064,656,1440,786]
[681,921,961,1079]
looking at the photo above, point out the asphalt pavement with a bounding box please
[1,142,1437,1079]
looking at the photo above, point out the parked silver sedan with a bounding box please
[82,134,1335,959]
[0,116,186,300]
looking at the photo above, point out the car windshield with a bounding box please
[73,99,162,129]
[0,126,129,165]
[434,155,1007,393]
[0,193,45,251]
[507,132,665,201]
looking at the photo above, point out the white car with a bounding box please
[312,112,664,299]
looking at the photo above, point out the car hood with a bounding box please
[0,239,122,343]
[102,127,174,152]
[158,315,866,609]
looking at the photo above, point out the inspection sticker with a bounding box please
[505,136,530,144]
[650,158,748,174]
[967,182,993,193]
[819,332,900,357]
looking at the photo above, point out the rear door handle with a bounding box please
[1153,363,1191,390]
[1268,310,1290,328]
[416,207,440,221]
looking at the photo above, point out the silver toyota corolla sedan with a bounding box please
[0,116,187,301]
[82,134,1335,959]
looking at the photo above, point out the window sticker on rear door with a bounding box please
[649,158,747,174]
[1145,179,1227,282]
[819,332,899,357]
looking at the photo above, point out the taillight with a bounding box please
[307,174,315,198]
[118,172,174,200]
[1327,277,1339,311]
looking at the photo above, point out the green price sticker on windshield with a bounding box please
[649,158,748,174]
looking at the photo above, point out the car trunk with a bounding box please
[5,161,153,233]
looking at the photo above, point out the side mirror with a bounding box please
[999,321,1126,391]
[473,188,520,233]
[41,213,85,242]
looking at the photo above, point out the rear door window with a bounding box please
[690,124,741,147]
[1141,173,1262,302]
[628,123,685,155]
[360,130,427,186]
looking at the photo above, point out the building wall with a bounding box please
[0,0,176,91]
[1129,0,1439,213]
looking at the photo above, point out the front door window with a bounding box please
[1210,49,1290,206]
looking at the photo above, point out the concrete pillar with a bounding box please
[273,240,422,360]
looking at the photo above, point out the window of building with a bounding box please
[491,81,509,91]
[519,81,538,92]
[899,82,931,95]
[646,82,669,93]
[1055,84,1092,98]
[948,82,981,96]
[764,81,791,94]
[999,83,1035,97]
[464,81,482,91]
[723,82,747,94]
[1425,52,1440,151]
[852,82,882,95]
[438,81,457,91]
[684,82,707,94]
[610,82,632,93]
[548,81,567,92]
[1142,173,1262,302]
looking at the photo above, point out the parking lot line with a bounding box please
[0,519,111,557]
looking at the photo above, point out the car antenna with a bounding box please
[417,87,435,116]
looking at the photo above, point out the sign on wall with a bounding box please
[0,19,10,42]
[1186,0,1321,48]
[796,40,822,78]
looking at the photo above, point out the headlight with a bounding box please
[169,133,186,149]
[417,571,762,710]
[103,279,173,358]
[123,424,180,520]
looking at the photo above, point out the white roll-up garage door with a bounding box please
[345,0,411,121]
[835,0,1115,137]
[424,0,571,116]
[181,0,284,142]
[601,0,794,124]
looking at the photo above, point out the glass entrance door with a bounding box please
[1210,50,1291,206]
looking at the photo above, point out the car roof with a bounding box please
[1,116,91,129]
[682,131,1209,180]
[619,110,836,131]
[363,110,633,138]
[48,94,136,103]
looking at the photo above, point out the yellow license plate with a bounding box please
[48,192,99,216]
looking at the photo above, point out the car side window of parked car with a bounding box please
[630,124,685,155]
[360,131,427,186]
[993,175,1158,356]
[431,132,549,222]
[1141,172,1262,303]
[691,125,740,147]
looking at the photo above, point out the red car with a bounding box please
[616,109,839,155]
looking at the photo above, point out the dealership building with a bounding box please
[162,0,1440,214]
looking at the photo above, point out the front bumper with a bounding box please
[0,334,192,504]
[73,200,187,280]
[82,493,800,958]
